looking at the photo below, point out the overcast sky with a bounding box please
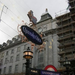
[0,0,68,44]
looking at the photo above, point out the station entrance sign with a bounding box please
[30,68,60,75]
[40,70,60,75]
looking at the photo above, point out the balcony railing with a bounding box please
[58,58,65,62]
[70,9,75,14]
[65,54,75,60]
[58,46,75,55]
[58,51,65,55]
[58,40,75,48]
[57,27,75,35]
[56,17,70,24]
[58,33,74,41]
[62,40,74,45]
[69,6,75,11]
[59,54,75,62]
[55,9,69,18]
[58,26,72,32]
[57,20,75,29]
[68,0,75,4]
[57,22,71,29]
[66,47,75,51]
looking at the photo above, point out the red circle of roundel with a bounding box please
[44,65,57,72]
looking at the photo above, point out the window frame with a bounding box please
[15,64,18,73]
[9,66,12,73]
[16,54,20,61]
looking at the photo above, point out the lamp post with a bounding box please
[63,57,71,75]
[23,47,33,75]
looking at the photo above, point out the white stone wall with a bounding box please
[1,43,31,74]
[32,18,59,69]
[0,15,59,74]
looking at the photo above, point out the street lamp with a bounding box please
[23,47,33,75]
[63,57,71,75]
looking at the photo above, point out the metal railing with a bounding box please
[55,9,70,18]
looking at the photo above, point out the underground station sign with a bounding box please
[29,68,60,75]
[40,70,60,75]
[21,25,43,45]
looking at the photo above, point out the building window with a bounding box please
[38,51,44,63]
[38,27,43,33]
[3,67,6,74]
[1,52,4,58]
[10,56,13,63]
[37,64,44,69]
[9,66,12,73]
[11,49,14,54]
[17,47,20,52]
[22,63,25,73]
[1,59,3,65]
[5,58,7,64]
[15,64,18,73]
[6,51,8,55]
[43,25,47,32]
[16,54,20,61]
[24,44,27,50]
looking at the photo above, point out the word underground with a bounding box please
[41,71,60,75]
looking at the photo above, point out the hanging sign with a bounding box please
[21,25,43,45]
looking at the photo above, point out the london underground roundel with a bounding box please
[44,65,57,72]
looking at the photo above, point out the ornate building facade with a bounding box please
[0,11,59,75]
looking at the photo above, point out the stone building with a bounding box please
[0,11,59,75]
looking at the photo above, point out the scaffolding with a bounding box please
[56,0,75,67]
